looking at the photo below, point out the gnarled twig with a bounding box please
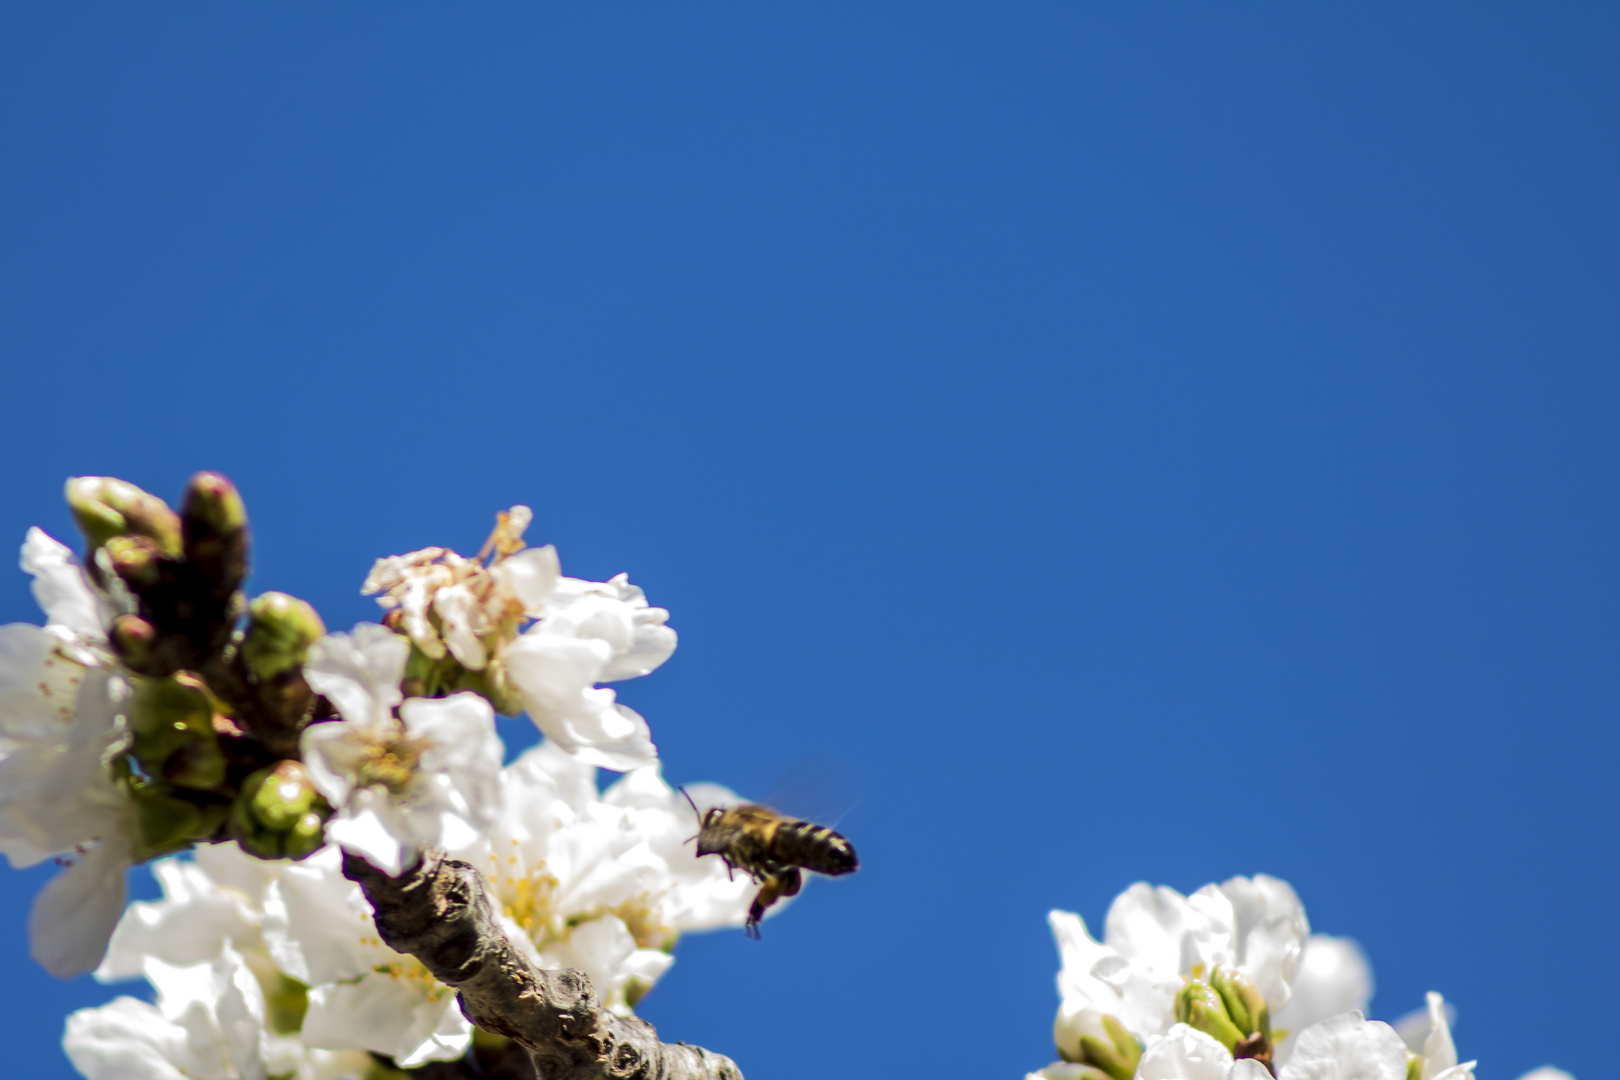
[342,850,744,1080]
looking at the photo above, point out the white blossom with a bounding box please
[454,742,756,1013]
[1050,874,1308,1054]
[500,572,673,771]
[263,845,471,1067]
[96,842,282,981]
[66,940,368,1080]
[301,624,504,876]
[359,509,675,771]
[0,529,137,977]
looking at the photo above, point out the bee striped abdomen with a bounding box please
[771,819,858,876]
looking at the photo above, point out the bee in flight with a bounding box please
[683,794,859,938]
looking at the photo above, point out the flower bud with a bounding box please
[103,535,168,591]
[129,675,225,789]
[182,471,247,535]
[242,592,326,679]
[232,761,329,859]
[1211,966,1270,1040]
[1071,1015,1142,1080]
[181,471,249,597]
[283,810,327,860]
[65,476,181,556]
[108,614,161,672]
[1175,979,1246,1053]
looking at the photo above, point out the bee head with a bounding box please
[679,787,717,848]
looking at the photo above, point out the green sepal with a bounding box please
[1211,966,1270,1041]
[127,781,224,862]
[1077,1015,1143,1080]
[1174,979,1246,1054]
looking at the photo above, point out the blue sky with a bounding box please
[1,5,1616,1078]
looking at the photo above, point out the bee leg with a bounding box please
[744,868,803,940]
[777,867,803,901]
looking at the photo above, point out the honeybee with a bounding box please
[684,795,859,938]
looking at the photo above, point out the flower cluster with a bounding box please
[67,750,753,1075]
[0,475,771,1078]
[1025,875,1572,1080]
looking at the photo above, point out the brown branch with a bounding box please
[342,850,745,1080]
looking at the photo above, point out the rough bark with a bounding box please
[342,850,745,1080]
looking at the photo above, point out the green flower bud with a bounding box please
[1211,966,1270,1040]
[232,761,329,860]
[129,675,225,788]
[181,471,250,598]
[1175,979,1246,1054]
[65,476,181,556]
[283,810,327,860]
[241,592,326,679]
[103,535,168,591]
[1076,1015,1142,1080]
[182,471,247,535]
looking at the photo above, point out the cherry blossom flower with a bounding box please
[360,508,675,771]
[300,624,504,875]
[1050,874,1308,1055]
[0,529,137,977]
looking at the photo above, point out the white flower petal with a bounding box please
[1137,1023,1235,1080]
[433,583,488,671]
[1274,936,1374,1067]
[401,691,504,832]
[1105,883,1195,976]
[1281,1012,1409,1080]
[302,978,468,1067]
[30,833,132,978]
[64,997,194,1080]
[504,631,612,713]
[303,624,408,729]
[1220,874,1308,1009]
[97,856,264,981]
[1417,993,1458,1080]
[262,847,388,986]
[493,545,561,615]
[324,795,410,878]
[22,527,109,641]
[600,619,677,683]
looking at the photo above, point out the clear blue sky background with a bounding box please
[0,6,1615,1079]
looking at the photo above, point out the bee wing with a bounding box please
[760,756,859,829]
